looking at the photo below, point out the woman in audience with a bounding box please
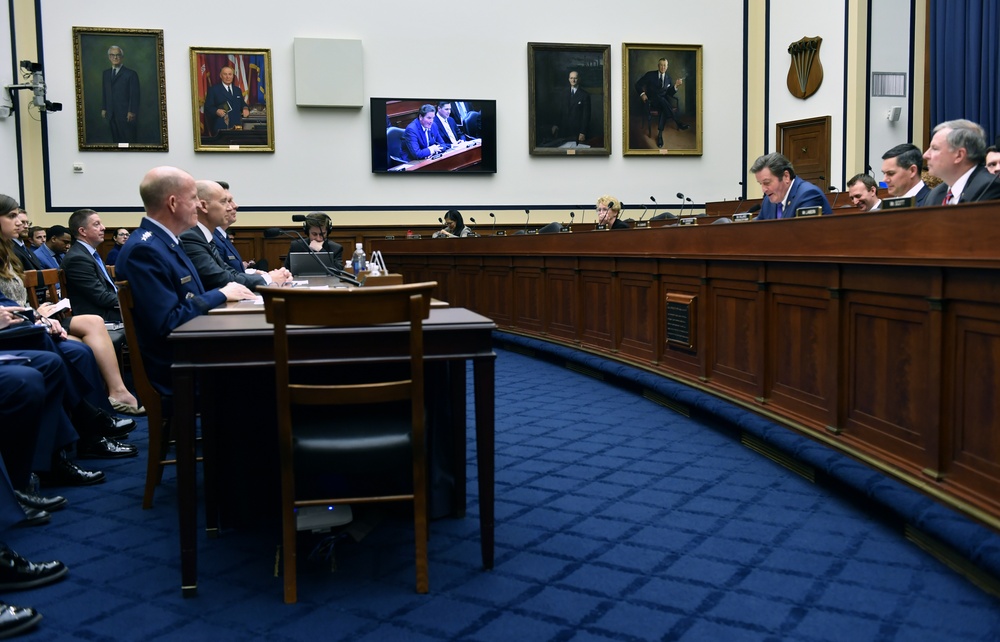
[0,195,143,414]
[433,209,474,238]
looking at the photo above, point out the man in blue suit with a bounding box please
[401,105,446,162]
[101,46,140,144]
[751,153,832,220]
[881,143,931,206]
[214,181,250,273]
[115,166,254,395]
[203,67,249,136]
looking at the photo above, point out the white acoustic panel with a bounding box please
[293,38,363,107]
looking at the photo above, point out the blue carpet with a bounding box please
[6,347,999,641]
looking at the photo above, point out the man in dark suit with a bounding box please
[551,70,591,145]
[635,58,689,148]
[925,119,1000,206]
[432,101,465,146]
[62,209,120,323]
[750,153,832,220]
[180,180,290,291]
[401,104,446,162]
[203,66,249,136]
[115,167,254,394]
[881,143,931,206]
[100,45,140,144]
[287,212,344,271]
[213,181,248,273]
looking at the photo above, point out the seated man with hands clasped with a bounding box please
[180,180,290,291]
[288,212,344,271]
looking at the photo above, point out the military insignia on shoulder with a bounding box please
[141,231,152,241]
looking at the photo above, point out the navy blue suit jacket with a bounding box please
[214,228,245,274]
[913,184,931,207]
[756,178,832,220]
[204,83,248,135]
[115,218,226,394]
[401,118,446,162]
[33,245,60,270]
[432,115,463,145]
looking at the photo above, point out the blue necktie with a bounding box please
[93,250,118,292]
[776,203,784,219]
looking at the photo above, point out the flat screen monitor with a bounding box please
[370,98,497,174]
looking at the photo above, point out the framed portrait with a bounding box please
[190,47,274,152]
[623,43,702,156]
[528,42,611,156]
[72,27,168,151]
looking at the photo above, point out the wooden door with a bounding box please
[777,116,831,192]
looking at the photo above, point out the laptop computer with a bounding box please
[286,251,339,277]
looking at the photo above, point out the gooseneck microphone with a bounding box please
[489,212,497,235]
[638,205,648,222]
[264,226,360,286]
[468,217,478,237]
[291,214,307,222]
[523,208,530,234]
[730,196,745,216]
[676,192,686,217]
[650,195,658,220]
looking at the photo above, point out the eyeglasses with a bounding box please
[109,53,122,58]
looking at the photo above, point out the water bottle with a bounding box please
[351,243,366,276]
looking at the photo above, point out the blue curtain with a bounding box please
[930,0,1000,145]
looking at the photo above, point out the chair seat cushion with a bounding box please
[292,401,414,476]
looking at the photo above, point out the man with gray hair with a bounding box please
[101,45,140,144]
[750,152,831,220]
[923,119,1000,205]
[881,143,930,206]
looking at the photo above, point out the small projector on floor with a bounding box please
[295,504,353,532]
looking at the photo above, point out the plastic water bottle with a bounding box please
[351,243,366,276]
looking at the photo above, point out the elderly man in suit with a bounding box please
[551,71,591,145]
[635,58,689,148]
[101,45,140,144]
[924,119,1000,206]
[203,66,249,136]
[180,180,290,291]
[881,143,931,206]
[750,153,832,220]
[115,167,254,395]
[62,209,120,323]
[401,104,446,162]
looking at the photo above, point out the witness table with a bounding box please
[169,306,496,596]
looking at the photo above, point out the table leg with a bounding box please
[472,355,495,570]
[174,367,198,596]
[449,361,467,517]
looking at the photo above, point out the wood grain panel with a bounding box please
[618,273,657,362]
[709,283,760,394]
[767,287,834,424]
[546,269,578,341]
[579,271,614,349]
[512,267,544,333]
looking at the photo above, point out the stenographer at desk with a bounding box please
[286,212,344,272]
[432,210,476,238]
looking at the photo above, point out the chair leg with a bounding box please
[142,415,167,509]
[414,455,429,593]
[283,506,298,603]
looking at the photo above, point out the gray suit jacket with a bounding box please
[926,165,1000,206]
[180,226,266,291]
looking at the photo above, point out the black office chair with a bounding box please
[462,111,481,138]
[387,126,406,165]
[537,221,562,234]
[259,281,437,603]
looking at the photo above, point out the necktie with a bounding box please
[93,250,118,292]
[776,203,784,219]
[660,74,664,87]
[942,189,953,205]
[425,129,430,146]
[114,67,119,76]
[208,240,226,267]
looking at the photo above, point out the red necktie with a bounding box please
[942,189,953,205]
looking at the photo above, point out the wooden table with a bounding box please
[169,306,496,596]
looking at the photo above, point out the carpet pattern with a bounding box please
[6,347,999,641]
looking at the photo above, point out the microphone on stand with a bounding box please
[676,192,686,217]
[264,227,361,286]
[468,217,479,236]
[523,208,530,234]
[730,196,745,216]
[291,214,307,222]
[650,195,658,220]
[685,196,694,215]
[489,212,497,235]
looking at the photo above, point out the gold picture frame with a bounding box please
[190,47,274,152]
[72,27,168,151]
[622,43,702,156]
[528,42,612,156]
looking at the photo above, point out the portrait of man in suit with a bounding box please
[623,43,702,156]
[101,45,139,144]
[73,27,167,151]
[191,48,273,151]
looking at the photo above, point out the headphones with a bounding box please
[303,212,332,235]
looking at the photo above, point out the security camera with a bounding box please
[3,61,61,115]
[19,60,43,73]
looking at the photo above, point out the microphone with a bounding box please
[468,217,479,237]
[291,214,307,222]
[569,212,575,224]
[638,204,648,222]
[747,203,761,214]
[676,192,686,217]
[730,196,745,216]
[650,195,658,220]
[489,212,497,235]
[685,196,693,215]
[523,208,530,234]
[266,227,360,285]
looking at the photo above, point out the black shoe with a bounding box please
[0,544,67,590]
[77,437,138,460]
[677,123,690,131]
[37,455,106,487]
[13,491,67,513]
[0,603,42,638]
[78,410,134,440]
[656,131,664,147]
[14,506,50,528]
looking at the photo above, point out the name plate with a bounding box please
[559,225,572,233]
[678,217,697,226]
[733,212,753,222]
[594,224,609,231]
[882,196,914,210]
[384,235,395,240]
[634,220,650,228]
[795,206,821,217]
[495,230,506,236]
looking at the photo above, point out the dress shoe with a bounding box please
[37,455,105,487]
[0,603,42,638]
[656,131,664,147]
[109,396,146,416]
[14,506,50,528]
[0,544,67,590]
[677,123,690,131]
[76,437,138,460]
[78,411,135,440]
[13,491,66,513]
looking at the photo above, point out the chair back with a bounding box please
[117,281,167,508]
[387,126,406,165]
[22,269,62,308]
